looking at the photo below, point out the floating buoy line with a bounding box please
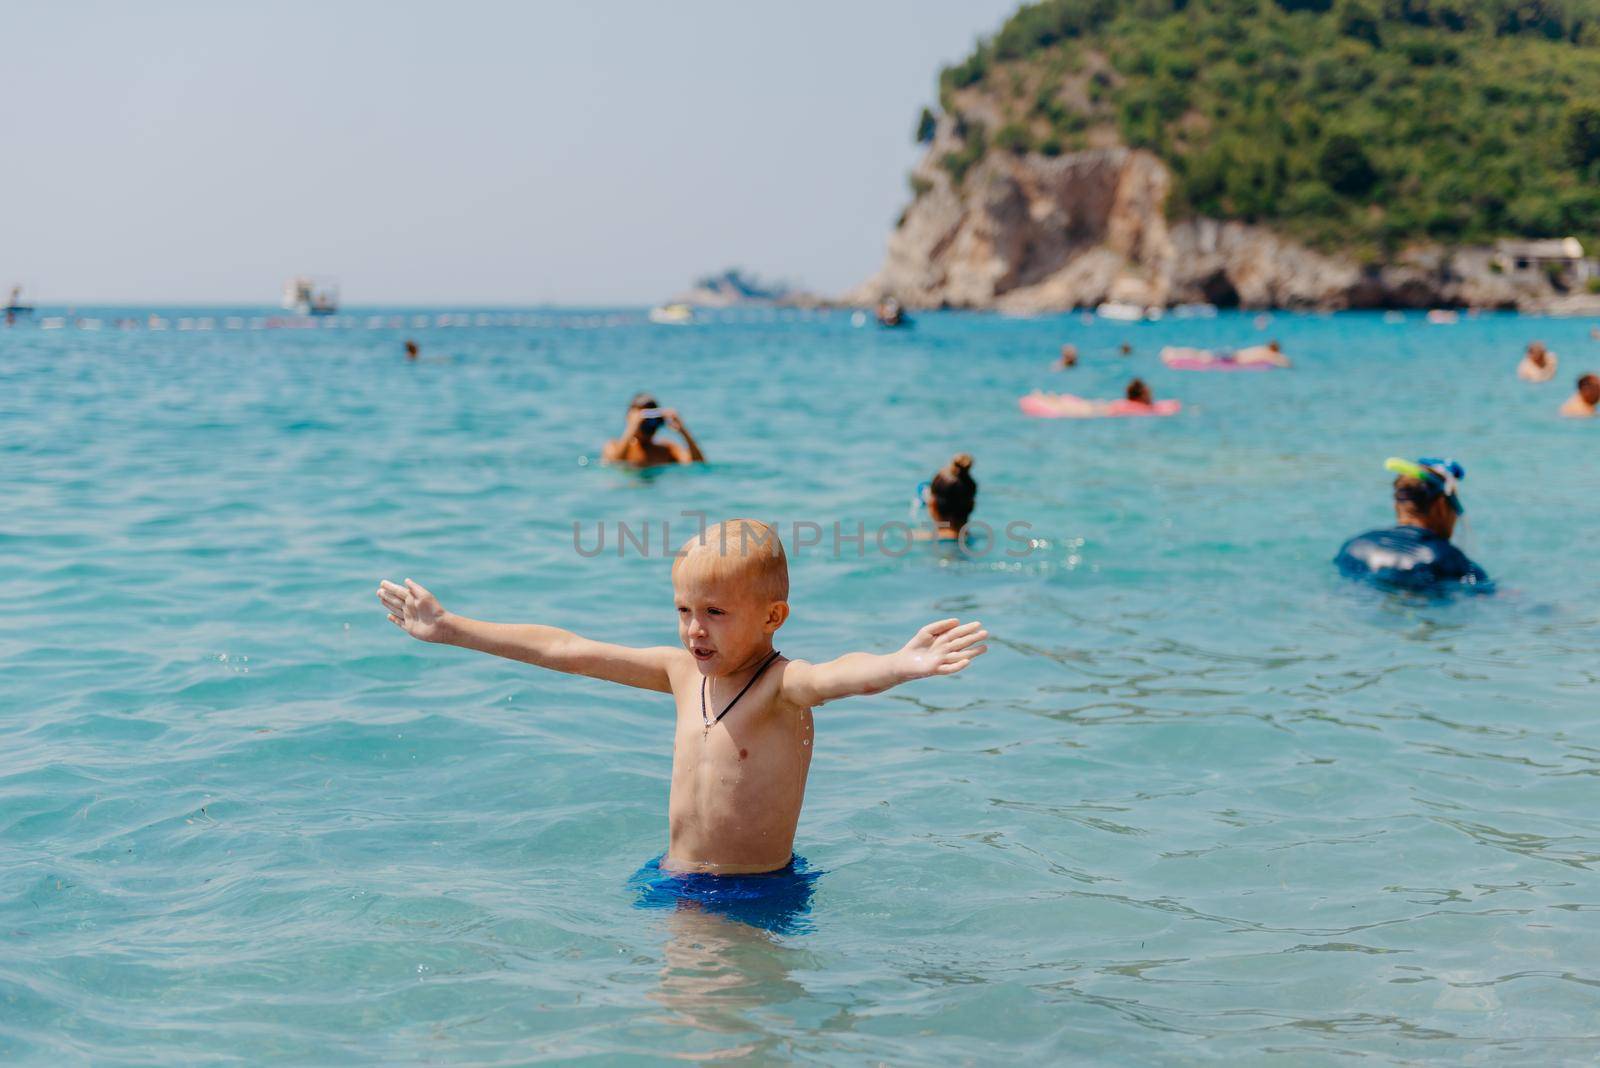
[12,307,838,333]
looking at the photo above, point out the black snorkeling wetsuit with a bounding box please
[1333,526,1490,591]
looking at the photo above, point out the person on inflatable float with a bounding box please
[1232,339,1290,367]
[1333,458,1490,591]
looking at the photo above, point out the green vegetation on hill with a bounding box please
[930,0,1600,255]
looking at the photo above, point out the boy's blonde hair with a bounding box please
[672,519,789,604]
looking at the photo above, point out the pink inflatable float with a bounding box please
[1160,353,1273,371]
[1019,393,1182,419]
[1160,345,1287,371]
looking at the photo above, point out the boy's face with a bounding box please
[673,565,787,676]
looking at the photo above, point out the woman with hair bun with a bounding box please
[915,453,978,541]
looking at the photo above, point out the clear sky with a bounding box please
[1,0,1018,305]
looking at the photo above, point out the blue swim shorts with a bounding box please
[628,854,821,935]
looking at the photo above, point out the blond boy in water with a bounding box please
[376,519,986,875]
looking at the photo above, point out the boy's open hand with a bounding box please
[377,578,449,642]
[897,618,988,679]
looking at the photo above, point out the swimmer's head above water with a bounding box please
[1386,456,1465,538]
[925,453,977,537]
[672,519,790,677]
[602,393,705,466]
[1125,378,1153,405]
[1578,373,1600,406]
[629,392,665,437]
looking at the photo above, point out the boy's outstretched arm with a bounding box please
[377,578,678,693]
[780,618,988,709]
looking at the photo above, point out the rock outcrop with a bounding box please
[850,125,1575,312]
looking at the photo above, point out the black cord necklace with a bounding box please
[701,650,781,738]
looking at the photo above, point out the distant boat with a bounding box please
[648,302,694,325]
[1170,303,1218,319]
[1426,308,1459,324]
[1097,301,1148,322]
[282,276,338,316]
[673,267,795,308]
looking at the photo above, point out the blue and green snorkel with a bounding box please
[1385,456,1465,514]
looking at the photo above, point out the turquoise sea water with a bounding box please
[4,307,1599,1063]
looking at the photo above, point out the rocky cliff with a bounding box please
[850,121,1588,313]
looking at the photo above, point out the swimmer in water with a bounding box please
[1516,341,1557,382]
[1125,378,1154,406]
[1559,373,1599,418]
[1118,342,1133,357]
[1055,343,1078,370]
[876,297,907,327]
[1334,457,1490,590]
[376,520,987,881]
[914,454,977,541]
[601,392,706,467]
[405,339,419,362]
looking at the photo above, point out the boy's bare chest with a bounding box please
[667,699,814,792]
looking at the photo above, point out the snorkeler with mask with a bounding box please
[1333,457,1490,590]
[601,392,706,468]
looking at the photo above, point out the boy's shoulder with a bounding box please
[772,657,829,712]
[666,654,817,713]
